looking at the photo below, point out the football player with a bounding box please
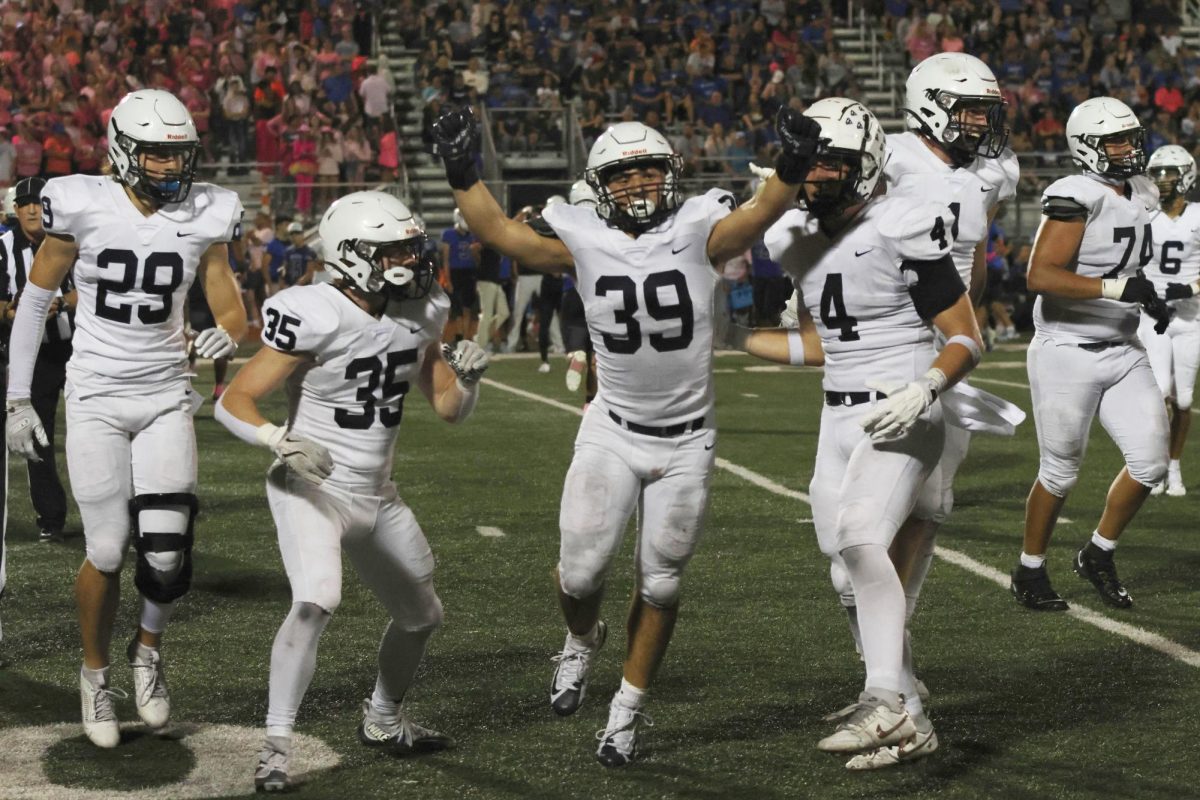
[1011,97,1170,612]
[1141,145,1200,497]
[431,105,821,765]
[732,98,983,768]
[5,89,246,747]
[215,191,483,792]
[870,51,1021,717]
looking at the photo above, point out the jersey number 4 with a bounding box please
[819,274,859,341]
[335,350,417,430]
[595,269,693,354]
[94,248,185,324]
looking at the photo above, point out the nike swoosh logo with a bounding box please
[874,717,907,740]
[855,248,873,257]
[176,231,192,237]
[407,325,422,334]
[980,186,991,192]
[671,244,691,255]
[704,443,714,450]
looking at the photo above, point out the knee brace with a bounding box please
[131,493,199,604]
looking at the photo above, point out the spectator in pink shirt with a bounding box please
[906,19,938,65]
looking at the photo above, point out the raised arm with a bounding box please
[706,108,822,265]
[432,106,573,273]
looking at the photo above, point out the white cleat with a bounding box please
[1166,480,1187,497]
[549,621,607,716]
[128,641,171,729]
[595,699,653,767]
[817,692,915,753]
[822,679,929,723]
[537,361,551,374]
[845,722,939,770]
[1150,481,1166,496]
[80,672,126,748]
[255,736,291,792]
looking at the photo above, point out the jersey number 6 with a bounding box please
[595,269,694,354]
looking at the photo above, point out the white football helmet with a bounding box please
[904,52,1008,162]
[544,194,566,207]
[568,180,597,208]
[584,122,682,233]
[319,191,435,300]
[2,186,15,220]
[1147,144,1196,197]
[799,98,887,217]
[107,89,200,204]
[1065,97,1146,178]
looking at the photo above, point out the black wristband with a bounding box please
[774,151,809,185]
[445,158,480,191]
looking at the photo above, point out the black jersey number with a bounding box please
[334,349,417,430]
[1159,240,1184,275]
[595,270,694,354]
[819,273,859,342]
[1106,224,1154,278]
[94,249,185,324]
[263,307,302,351]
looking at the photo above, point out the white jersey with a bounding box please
[1034,173,1158,342]
[1147,201,1200,322]
[41,174,242,390]
[764,193,956,390]
[884,131,1019,286]
[542,189,733,427]
[260,283,449,485]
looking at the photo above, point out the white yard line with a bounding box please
[484,376,1200,670]
[476,526,507,538]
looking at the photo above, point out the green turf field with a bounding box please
[1,345,1198,800]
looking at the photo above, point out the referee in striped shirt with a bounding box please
[1,177,74,543]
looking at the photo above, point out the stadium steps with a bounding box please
[832,20,907,133]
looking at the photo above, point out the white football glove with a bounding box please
[194,325,238,359]
[442,340,490,386]
[6,398,48,462]
[258,425,333,485]
[779,292,800,329]
[858,369,947,443]
[748,162,776,181]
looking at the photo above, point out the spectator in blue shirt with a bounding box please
[441,213,480,342]
[281,222,320,287]
[697,90,734,129]
[265,216,291,293]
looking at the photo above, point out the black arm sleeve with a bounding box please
[1041,195,1089,222]
[902,254,967,320]
[526,217,560,239]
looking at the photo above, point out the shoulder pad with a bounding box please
[1041,195,1089,221]
[39,174,97,240]
[260,285,340,354]
[877,196,955,262]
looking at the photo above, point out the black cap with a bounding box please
[14,176,46,207]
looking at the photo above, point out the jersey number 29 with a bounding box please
[94,248,185,324]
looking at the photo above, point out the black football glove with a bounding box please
[1146,294,1174,334]
[774,107,823,185]
[1113,275,1157,304]
[1165,281,1198,301]
[432,106,482,190]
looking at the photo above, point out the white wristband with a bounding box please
[1101,278,1127,300]
[945,334,982,365]
[786,329,806,366]
[255,422,287,448]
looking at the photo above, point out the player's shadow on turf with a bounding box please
[192,567,290,601]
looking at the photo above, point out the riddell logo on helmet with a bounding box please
[622,148,648,156]
[166,134,189,140]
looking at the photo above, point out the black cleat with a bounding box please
[1010,564,1069,611]
[1074,544,1133,608]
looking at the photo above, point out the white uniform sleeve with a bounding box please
[699,187,737,228]
[1041,175,1099,222]
[38,176,85,240]
[260,288,339,354]
[995,150,1020,204]
[879,199,956,262]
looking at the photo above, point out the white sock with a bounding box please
[844,605,863,659]
[373,621,435,718]
[81,665,109,688]
[139,597,176,635]
[1169,459,1182,479]
[567,621,601,650]
[615,678,647,710]
[264,602,331,735]
[130,641,156,662]
[1090,530,1117,552]
[900,630,924,718]
[1019,552,1045,569]
[841,544,905,693]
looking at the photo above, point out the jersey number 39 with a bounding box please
[595,269,694,354]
